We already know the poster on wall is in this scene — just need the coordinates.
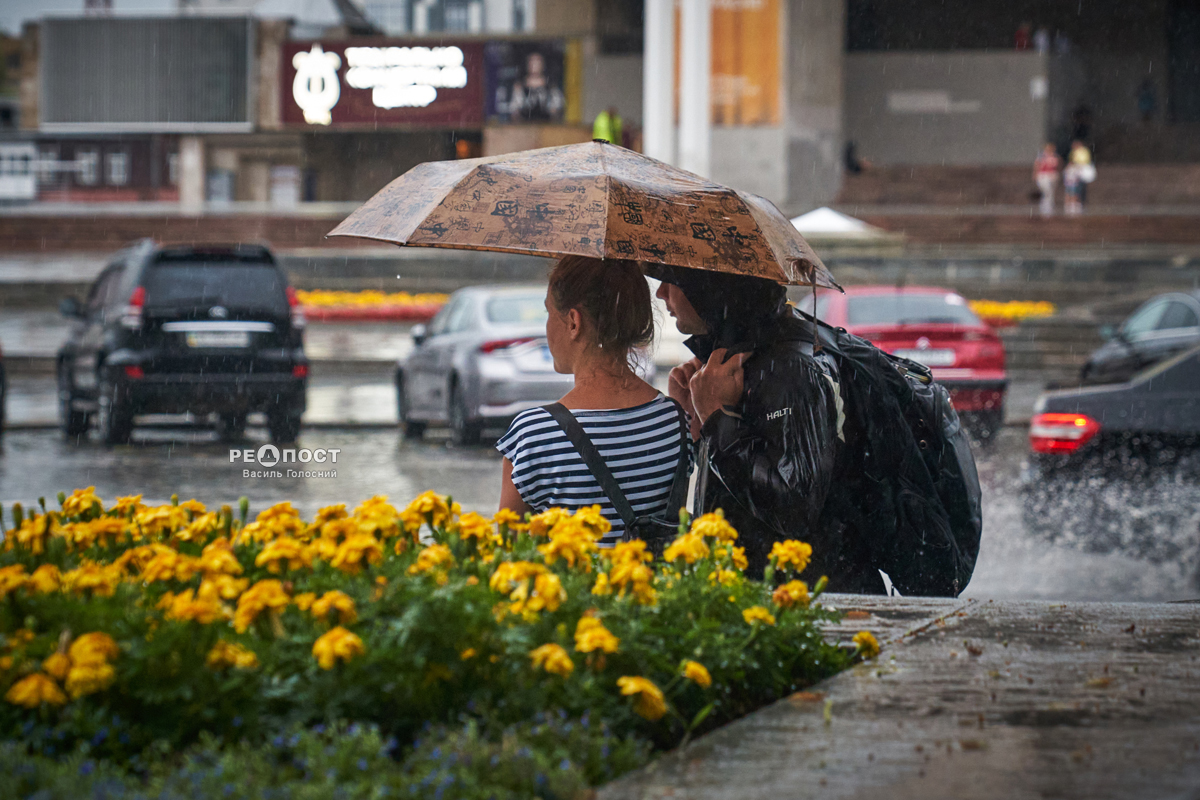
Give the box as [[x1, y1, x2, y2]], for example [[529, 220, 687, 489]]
[[484, 41, 567, 123], [281, 40, 485, 128]]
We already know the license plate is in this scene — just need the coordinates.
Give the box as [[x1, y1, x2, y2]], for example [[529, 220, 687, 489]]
[[186, 331, 250, 348], [894, 348, 955, 366]]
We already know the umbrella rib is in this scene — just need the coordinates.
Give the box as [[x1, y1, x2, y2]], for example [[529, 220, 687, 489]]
[[599, 144, 611, 262]]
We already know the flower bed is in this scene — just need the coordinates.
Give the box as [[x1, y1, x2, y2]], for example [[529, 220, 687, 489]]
[[296, 290, 448, 322], [0, 490, 877, 797], [968, 299, 1057, 329]]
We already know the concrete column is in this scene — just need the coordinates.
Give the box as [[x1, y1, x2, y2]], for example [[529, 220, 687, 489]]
[[179, 135, 205, 213], [642, 0, 675, 164], [785, 0, 844, 212], [678, 0, 711, 177]]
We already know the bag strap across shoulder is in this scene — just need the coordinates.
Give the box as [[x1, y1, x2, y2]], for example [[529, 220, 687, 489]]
[[542, 398, 691, 533]]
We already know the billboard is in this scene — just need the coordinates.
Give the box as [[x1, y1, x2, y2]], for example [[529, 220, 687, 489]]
[[281, 39, 485, 128], [484, 41, 567, 123], [40, 17, 253, 132]]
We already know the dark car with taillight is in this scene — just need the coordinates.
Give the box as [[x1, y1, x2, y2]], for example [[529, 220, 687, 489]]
[[396, 285, 575, 445], [1080, 290, 1200, 386], [57, 240, 308, 444], [1029, 343, 1200, 466], [798, 286, 1008, 438]]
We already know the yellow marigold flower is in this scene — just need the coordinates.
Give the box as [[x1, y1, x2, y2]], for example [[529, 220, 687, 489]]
[[312, 626, 365, 670], [176, 512, 220, 543], [491, 508, 526, 530], [742, 606, 776, 627], [527, 508, 570, 538], [63, 516, 129, 550], [60, 562, 121, 597], [772, 580, 810, 609], [574, 616, 619, 654], [135, 504, 191, 538], [179, 499, 207, 514], [197, 537, 242, 574], [457, 511, 494, 541], [255, 536, 313, 574], [42, 653, 72, 682], [682, 660, 712, 689], [607, 539, 652, 567], [0, 656, 11, 671], [315, 503, 349, 524], [663, 532, 710, 565], [403, 491, 456, 529], [489, 560, 545, 592], [293, 592, 317, 611], [61, 486, 102, 517], [158, 589, 228, 625], [5, 673, 67, 708], [529, 643, 574, 677], [206, 640, 259, 671], [853, 631, 881, 659], [690, 509, 738, 543], [64, 632, 119, 699], [608, 559, 656, 605], [9, 515, 53, 556], [309, 537, 341, 562], [630, 580, 658, 606], [112, 494, 145, 515], [591, 573, 612, 595], [331, 534, 385, 576], [707, 568, 739, 586], [141, 548, 201, 584], [0, 565, 27, 599], [353, 496, 402, 540], [730, 546, 748, 571], [617, 676, 667, 721], [9, 628, 36, 645], [769, 540, 813, 573], [68, 632, 119, 665], [200, 574, 249, 601], [234, 579, 291, 633], [537, 521, 599, 571], [460, 648, 478, 660], [407, 543, 454, 583], [238, 502, 306, 544], [311, 590, 357, 625], [571, 505, 611, 539]]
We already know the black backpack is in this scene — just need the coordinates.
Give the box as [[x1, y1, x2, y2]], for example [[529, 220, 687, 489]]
[[542, 400, 691, 555], [799, 312, 983, 597]]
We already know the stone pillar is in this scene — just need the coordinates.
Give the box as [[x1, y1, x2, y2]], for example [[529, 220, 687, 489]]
[[678, 0, 711, 177], [785, 0, 844, 212], [642, 0, 675, 164], [179, 136, 205, 214]]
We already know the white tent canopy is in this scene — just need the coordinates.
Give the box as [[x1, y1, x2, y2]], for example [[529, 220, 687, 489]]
[[790, 207, 888, 239]]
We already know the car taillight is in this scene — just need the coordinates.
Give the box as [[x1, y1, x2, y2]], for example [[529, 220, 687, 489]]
[[123, 365, 144, 379], [1029, 413, 1101, 454], [480, 337, 537, 354], [292, 364, 309, 378], [120, 286, 145, 330], [287, 287, 306, 330]]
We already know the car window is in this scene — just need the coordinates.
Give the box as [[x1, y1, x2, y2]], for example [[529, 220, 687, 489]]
[[142, 262, 288, 314], [426, 296, 460, 336], [847, 293, 980, 326], [87, 266, 120, 316], [1156, 301, 1199, 331], [445, 296, 476, 333], [1121, 300, 1167, 337], [486, 294, 549, 325]]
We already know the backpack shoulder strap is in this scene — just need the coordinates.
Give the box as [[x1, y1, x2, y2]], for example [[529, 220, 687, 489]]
[[542, 403, 637, 530], [660, 397, 692, 521]]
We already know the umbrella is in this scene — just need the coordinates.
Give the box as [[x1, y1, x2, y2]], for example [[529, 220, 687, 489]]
[[327, 141, 839, 289]]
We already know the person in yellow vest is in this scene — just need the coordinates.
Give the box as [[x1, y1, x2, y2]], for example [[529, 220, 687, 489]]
[[592, 107, 623, 144]]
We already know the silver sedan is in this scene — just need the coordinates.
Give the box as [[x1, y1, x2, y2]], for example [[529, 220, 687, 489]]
[[395, 285, 574, 444]]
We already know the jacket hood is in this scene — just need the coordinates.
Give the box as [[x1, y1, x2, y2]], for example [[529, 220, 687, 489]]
[[645, 264, 795, 360]]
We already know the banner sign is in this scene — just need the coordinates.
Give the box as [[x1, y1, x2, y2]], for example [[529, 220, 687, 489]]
[[484, 41, 567, 123], [282, 39, 485, 128]]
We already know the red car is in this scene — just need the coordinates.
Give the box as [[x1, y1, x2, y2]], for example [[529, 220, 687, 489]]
[[800, 286, 1008, 438]]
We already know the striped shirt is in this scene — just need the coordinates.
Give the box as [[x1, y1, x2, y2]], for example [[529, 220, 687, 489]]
[[496, 395, 691, 547]]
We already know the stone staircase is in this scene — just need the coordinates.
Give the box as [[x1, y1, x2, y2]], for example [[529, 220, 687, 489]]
[[998, 316, 1104, 384]]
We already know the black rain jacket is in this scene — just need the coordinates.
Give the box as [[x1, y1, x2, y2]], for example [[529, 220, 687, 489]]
[[651, 267, 886, 594]]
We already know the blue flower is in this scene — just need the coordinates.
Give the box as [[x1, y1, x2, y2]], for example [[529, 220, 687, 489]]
[[357, 758, 368, 771], [80, 760, 95, 776], [232, 716, 243, 728], [559, 758, 571, 771], [313, 723, 327, 735]]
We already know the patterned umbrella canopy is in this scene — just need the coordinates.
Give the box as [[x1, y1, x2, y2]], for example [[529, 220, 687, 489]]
[[328, 140, 839, 288]]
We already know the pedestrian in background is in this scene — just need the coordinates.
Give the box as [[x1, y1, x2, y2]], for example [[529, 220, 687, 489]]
[[592, 107, 623, 144], [1033, 143, 1061, 218], [1063, 140, 1095, 216]]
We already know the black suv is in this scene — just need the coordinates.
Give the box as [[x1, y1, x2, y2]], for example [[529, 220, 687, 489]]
[[58, 241, 307, 444]]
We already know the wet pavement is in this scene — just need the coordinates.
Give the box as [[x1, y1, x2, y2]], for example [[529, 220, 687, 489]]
[[0, 425, 1195, 604]]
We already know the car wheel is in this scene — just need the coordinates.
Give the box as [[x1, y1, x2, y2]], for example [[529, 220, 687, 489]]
[[449, 380, 481, 446], [58, 364, 90, 439], [216, 413, 248, 442], [267, 408, 302, 444], [396, 373, 425, 440], [97, 379, 133, 445]]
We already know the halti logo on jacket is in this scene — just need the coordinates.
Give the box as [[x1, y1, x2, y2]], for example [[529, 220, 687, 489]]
[[767, 407, 792, 421]]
